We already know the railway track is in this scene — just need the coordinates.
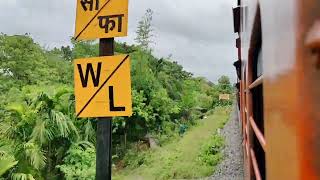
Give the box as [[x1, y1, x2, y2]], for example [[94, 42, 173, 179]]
[[210, 107, 244, 180]]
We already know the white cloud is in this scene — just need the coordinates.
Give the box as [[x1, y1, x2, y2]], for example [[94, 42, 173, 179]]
[[0, 0, 237, 82]]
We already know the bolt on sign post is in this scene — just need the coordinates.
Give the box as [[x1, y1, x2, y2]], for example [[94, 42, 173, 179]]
[[73, 0, 131, 179]]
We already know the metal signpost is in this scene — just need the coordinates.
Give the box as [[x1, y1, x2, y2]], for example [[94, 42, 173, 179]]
[[73, 0, 131, 179]]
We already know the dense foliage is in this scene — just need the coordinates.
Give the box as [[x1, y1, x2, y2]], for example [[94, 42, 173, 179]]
[[0, 33, 233, 179]]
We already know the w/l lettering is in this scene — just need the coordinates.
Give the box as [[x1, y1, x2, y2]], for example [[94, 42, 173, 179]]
[[77, 62, 102, 88], [76, 62, 126, 113]]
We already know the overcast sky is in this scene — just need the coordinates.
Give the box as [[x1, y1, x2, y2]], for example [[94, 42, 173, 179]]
[[0, 0, 237, 83]]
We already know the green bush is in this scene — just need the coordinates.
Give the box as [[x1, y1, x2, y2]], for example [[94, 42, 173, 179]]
[[199, 134, 224, 167], [123, 148, 150, 169], [56, 142, 96, 180]]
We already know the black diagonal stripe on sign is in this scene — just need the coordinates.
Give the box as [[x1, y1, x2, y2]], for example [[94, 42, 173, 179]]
[[77, 55, 129, 117], [75, 0, 112, 40]]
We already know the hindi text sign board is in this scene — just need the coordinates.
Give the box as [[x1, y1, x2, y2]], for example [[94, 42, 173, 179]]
[[74, 55, 132, 117], [219, 94, 230, 100], [75, 0, 128, 40]]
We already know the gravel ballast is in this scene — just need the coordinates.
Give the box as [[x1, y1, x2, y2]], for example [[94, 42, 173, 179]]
[[209, 107, 244, 180]]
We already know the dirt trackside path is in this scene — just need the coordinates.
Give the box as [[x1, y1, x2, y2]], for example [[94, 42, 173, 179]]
[[210, 107, 244, 180]]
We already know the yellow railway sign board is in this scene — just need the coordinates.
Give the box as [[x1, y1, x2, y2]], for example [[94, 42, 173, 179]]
[[219, 94, 230, 100], [74, 0, 128, 40], [74, 55, 132, 117]]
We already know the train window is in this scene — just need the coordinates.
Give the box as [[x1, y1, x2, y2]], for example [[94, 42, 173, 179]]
[[257, 50, 263, 77]]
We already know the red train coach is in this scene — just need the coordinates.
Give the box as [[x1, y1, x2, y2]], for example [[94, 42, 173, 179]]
[[233, 0, 320, 179]]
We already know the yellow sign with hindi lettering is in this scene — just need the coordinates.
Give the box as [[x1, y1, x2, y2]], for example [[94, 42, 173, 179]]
[[74, 55, 132, 117], [74, 0, 128, 40], [219, 94, 230, 100]]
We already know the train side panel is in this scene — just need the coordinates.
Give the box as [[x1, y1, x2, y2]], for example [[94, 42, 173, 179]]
[[237, 0, 320, 179]]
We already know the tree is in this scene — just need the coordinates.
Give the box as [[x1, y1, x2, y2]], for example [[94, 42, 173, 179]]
[[218, 75, 231, 85], [0, 34, 52, 85], [0, 89, 79, 179], [135, 9, 154, 49], [61, 46, 72, 62], [217, 75, 233, 93]]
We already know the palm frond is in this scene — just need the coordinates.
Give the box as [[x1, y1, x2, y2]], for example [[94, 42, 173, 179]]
[[32, 92, 53, 111], [6, 103, 25, 116], [0, 154, 18, 176], [23, 142, 46, 170], [67, 94, 76, 120], [50, 110, 79, 140], [30, 120, 53, 145], [0, 140, 15, 155], [53, 89, 71, 102], [67, 120, 79, 141], [0, 122, 14, 138], [53, 89, 72, 113], [50, 110, 70, 138], [33, 101, 45, 113], [11, 173, 35, 180], [84, 121, 95, 142]]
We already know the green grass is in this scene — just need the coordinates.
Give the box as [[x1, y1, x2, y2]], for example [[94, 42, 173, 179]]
[[113, 107, 231, 180]]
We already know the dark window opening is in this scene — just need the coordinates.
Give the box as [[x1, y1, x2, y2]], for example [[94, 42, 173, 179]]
[[250, 5, 265, 180], [252, 83, 265, 179]]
